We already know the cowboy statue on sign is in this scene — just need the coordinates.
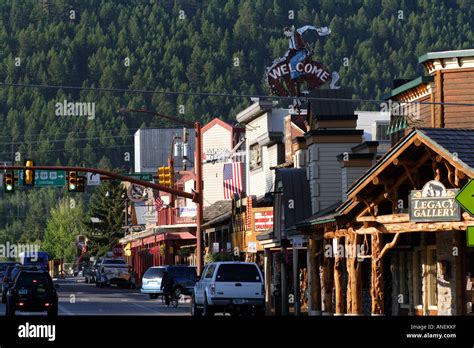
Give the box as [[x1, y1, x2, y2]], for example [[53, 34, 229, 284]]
[[266, 24, 340, 106]]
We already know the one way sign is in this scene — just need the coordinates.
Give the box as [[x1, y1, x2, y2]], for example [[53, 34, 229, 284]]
[[87, 173, 101, 186]]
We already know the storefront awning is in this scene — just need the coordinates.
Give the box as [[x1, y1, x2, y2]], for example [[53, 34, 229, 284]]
[[156, 232, 195, 242]]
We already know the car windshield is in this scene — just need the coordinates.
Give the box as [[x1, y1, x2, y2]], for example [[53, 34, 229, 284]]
[[143, 268, 164, 279], [215, 264, 261, 283], [15, 273, 51, 289], [168, 267, 196, 279], [102, 260, 126, 265]]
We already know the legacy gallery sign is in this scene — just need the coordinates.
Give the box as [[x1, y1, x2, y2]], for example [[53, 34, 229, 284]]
[[409, 180, 460, 222]]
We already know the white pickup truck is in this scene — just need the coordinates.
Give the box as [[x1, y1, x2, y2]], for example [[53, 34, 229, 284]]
[[191, 261, 265, 316], [97, 258, 133, 288]]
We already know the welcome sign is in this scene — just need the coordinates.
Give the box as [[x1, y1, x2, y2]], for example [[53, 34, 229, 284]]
[[409, 180, 460, 222]]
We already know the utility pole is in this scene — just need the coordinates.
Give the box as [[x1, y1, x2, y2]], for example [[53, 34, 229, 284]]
[[194, 122, 203, 275]]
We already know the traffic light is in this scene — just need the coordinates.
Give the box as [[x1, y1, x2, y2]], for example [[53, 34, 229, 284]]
[[158, 166, 174, 187], [67, 171, 78, 191], [23, 159, 35, 186], [76, 176, 85, 192], [3, 172, 14, 193]]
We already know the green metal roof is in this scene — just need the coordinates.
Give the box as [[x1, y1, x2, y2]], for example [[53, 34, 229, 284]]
[[381, 76, 434, 100], [418, 49, 474, 64]]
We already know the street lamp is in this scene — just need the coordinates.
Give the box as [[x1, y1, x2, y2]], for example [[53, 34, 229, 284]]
[[118, 108, 204, 275]]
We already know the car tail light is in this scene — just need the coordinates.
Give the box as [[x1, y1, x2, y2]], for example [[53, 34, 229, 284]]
[[210, 283, 216, 295], [18, 302, 24, 306], [45, 303, 50, 307]]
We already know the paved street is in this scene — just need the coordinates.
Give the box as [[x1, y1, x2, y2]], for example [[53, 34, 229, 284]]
[[0, 277, 191, 316]]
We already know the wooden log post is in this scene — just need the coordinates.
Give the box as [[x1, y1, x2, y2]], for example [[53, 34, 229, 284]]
[[334, 238, 344, 315], [346, 230, 363, 314], [308, 237, 321, 315], [371, 231, 385, 315], [322, 239, 334, 314]]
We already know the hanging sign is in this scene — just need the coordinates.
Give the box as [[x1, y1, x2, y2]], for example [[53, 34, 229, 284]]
[[409, 180, 460, 222]]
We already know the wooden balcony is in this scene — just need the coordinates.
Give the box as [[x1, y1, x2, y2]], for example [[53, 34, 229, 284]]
[[156, 207, 196, 226]]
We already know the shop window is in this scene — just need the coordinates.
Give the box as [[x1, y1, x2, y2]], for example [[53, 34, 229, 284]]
[[249, 143, 262, 171]]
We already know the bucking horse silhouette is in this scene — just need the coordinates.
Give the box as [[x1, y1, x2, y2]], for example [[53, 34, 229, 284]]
[[266, 25, 340, 105]]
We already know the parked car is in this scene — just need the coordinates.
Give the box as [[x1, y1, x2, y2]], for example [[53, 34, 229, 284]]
[[5, 270, 59, 317], [141, 266, 165, 299], [96, 258, 134, 288], [2, 265, 18, 303], [191, 262, 265, 316], [141, 265, 197, 299]]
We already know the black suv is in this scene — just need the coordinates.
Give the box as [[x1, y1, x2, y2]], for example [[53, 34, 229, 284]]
[[6, 270, 59, 317], [163, 265, 198, 296]]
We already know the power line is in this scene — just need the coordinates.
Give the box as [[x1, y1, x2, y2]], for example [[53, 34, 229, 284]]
[[0, 133, 136, 146], [2, 81, 474, 107]]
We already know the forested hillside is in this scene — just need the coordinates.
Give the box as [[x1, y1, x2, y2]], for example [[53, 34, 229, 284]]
[[0, 0, 473, 248]]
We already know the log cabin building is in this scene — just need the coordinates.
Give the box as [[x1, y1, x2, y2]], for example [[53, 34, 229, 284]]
[[298, 49, 474, 316]]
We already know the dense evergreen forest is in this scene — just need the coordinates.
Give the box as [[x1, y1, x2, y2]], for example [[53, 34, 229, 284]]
[[0, 0, 473, 255]]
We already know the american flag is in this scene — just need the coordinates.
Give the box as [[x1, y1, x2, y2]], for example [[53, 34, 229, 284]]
[[153, 192, 164, 212], [223, 162, 243, 199]]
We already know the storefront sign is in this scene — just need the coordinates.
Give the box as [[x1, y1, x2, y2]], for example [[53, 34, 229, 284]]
[[205, 148, 230, 162], [292, 236, 304, 248], [123, 243, 131, 257], [253, 209, 274, 231], [179, 206, 197, 217], [247, 242, 257, 253], [409, 181, 460, 222], [212, 242, 219, 253]]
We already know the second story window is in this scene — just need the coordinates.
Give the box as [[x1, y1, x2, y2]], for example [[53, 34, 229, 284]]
[[249, 143, 262, 171]]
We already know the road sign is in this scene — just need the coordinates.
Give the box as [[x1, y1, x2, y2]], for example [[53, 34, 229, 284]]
[[128, 173, 154, 182], [19, 170, 66, 187], [112, 244, 123, 258], [467, 227, 474, 247], [455, 179, 474, 217], [127, 184, 147, 203], [87, 173, 101, 186]]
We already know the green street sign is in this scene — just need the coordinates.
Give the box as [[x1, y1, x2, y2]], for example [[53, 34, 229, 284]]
[[467, 226, 474, 247], [19, 170, 66, 187], [455, 179, 474, 217], [128, 173, 154, 182]]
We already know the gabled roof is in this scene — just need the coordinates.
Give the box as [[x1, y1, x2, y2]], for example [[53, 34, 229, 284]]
[[338, 128, 474, 215], [203, 200, 232, 222], [417, 128, 474, 168], [201, 118, 233, 133]]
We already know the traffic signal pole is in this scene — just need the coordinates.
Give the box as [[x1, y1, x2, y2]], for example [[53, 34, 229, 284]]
[[2, 165, 194, 200]]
